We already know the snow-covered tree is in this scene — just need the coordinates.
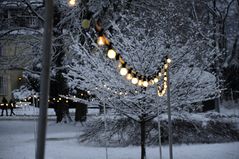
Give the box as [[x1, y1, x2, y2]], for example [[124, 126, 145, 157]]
[[62, 0, 220, 158]]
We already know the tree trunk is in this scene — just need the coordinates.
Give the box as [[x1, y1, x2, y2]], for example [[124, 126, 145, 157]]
[[140, 119, 146, 159]]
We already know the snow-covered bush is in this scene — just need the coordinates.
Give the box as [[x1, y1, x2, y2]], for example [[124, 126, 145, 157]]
[[80, 113, 239, 146]]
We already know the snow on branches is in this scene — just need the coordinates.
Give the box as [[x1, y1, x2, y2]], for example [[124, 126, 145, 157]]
[[63, 0, 219, 121]]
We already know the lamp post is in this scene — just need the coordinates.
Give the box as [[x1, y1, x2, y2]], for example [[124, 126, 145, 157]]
[[167, 68, 173, 159], [36, 0, 53, 159]]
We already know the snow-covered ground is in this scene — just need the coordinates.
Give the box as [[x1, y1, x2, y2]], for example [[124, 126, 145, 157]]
[[0, 103, 238, 159], [0, 120, 238, 159]]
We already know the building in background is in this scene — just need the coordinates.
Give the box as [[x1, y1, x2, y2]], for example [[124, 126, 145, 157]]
[[0, 0, 42, 101]]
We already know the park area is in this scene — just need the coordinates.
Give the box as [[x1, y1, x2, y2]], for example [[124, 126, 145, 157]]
[[1, 0, 239, 159], [0, 120, 238, 159]]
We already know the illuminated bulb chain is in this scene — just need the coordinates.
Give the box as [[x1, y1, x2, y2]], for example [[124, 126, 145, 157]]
[[18, 94, 96, 104], [65, 1, 171, 96], [157, 70, 168, 96], [95, 24, 171, 96], [93, 84, 139, 96]]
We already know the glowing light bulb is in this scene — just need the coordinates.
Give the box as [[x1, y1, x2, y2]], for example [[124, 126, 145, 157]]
[[158, 92, 163, 97], [164, 77, 167, 81], [97, 36, 105, 46], [120, 67, 128, 76], [68, 0, 76, 6], [126, 73, 133, 80], [158, 72, 162, 77], [164, 81, 167, 86], [164, 64, 168, 69], [143, 81, 149, 87], [149, 80, 154, 85], [157, 88, 163, 96], [167, 58, 172, 64], [82, 19, 90, 29], [154, 77, 159, 83], [132, 77, 139, 85], [118, 63, 122, 69], [138, 80, 143, 86], [107, 49, 117, 59]]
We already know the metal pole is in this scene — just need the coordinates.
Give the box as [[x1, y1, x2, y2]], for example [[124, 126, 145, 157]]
[[167, 68, 173, 159], [36, 0, 53, 158], [33, 95, 36, 154], [103, 102, 109, 159], [157, 106, 162, 159]]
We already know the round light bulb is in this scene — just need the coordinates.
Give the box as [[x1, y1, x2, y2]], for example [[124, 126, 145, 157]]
[[68, 0, 76, 6], [167, 58, 172, 64], [154, 77, 159, 83], [126, 73, 133, 80], [107, 49, 117, 59], [158, 93, 163, 97], [97, 36, 105, 46], [164, 81, 167, 86], [158, 72, 162, 77], [138, 80, 143, 86], [118, 62, 122, 68], [120, 67, 128, 76], [157, 90, 163, 96], [149, 80, 154, 85], [143, 81, 149, 87], [82, 19, 90, 29], [164, 64, 168, 69], [132, 77, 139, 85]]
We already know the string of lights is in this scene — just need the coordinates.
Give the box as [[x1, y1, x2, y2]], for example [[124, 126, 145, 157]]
[[96, 25, 171, 96], [66, 0, 172, 96]]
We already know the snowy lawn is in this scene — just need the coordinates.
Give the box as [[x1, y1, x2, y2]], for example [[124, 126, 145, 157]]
[[0, 120, 238, 159]]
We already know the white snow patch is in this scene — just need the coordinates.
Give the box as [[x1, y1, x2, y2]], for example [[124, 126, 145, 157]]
[[0, 120, 238, 159]]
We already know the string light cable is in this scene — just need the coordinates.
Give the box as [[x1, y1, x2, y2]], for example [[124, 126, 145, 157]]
[[95, 22, 172, 96]]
